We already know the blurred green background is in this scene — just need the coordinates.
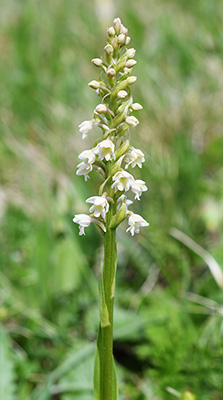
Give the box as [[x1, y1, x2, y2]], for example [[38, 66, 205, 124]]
[[0, 0, 223, 399]]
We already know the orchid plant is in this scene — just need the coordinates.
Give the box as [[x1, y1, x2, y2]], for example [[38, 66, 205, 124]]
[[73, 17, 149, 400]]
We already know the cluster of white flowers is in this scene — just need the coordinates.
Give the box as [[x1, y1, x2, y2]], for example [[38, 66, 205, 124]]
[[73, 17, 149, 236]]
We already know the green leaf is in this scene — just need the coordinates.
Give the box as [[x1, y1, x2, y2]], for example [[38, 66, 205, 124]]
[[30, 344, 94, 400], [111, 356, 118, 400], [0, 326, 16, 400], [99, 263, 110, 328]]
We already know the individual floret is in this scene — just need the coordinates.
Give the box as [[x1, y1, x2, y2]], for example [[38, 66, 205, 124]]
[[124, 147, 145, 169], [131, 179, 148, 200], [78, 149, 96, 165], [86, 195, 109, 219], [111, 170, 134, 192], [79, 120, 94, 139], [73, 214, 92, 235], [126, 212, 149, 236], [76, 162, 93, 181], [94, 139, 116, 161]]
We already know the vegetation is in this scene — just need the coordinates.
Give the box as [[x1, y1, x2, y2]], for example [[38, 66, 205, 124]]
[[0, 1, 222, 399]]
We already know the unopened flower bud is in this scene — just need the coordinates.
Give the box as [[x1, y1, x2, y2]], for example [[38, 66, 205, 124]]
[[128, 76, 137, 84], [117, 90, 128, 99], [113, 17, 121, 34], [126, 48, 136, 58], [106, 68, 116, 78], [118, 34, 126, 44], [131, 103, 143, 111], [125, 59, 137, 68], [91, 58, 103, 67], [125, 36, 131, 45], [88, 80, 100, 89], [113, 17, 121, 24], [120, 25, 128, 35], [126, 116, 139, 127], [107, 26, 115, 37], [104, 43, 113, 55], [95, 104, 108, 114]]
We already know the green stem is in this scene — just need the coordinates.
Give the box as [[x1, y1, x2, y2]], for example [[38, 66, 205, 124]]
[[101, 164, 117, 400]]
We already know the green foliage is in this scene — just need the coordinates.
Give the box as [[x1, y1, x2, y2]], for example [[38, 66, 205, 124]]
[[0, 326, 16, 400], [0, 0, 223, 399]]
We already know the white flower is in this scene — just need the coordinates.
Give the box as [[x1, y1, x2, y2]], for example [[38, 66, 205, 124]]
[[117, 90, 128, 99], [106, 68, 116, 78], [118, 34, 126, 44], [73, 214, 92, 235], [88, 80, 100, 89], [120, 25, 128, 35], [107, 26, 115, 36], [117, 194, 133, 211], [126, 48, 136, 58], [91, 58, 103, 67], [76, 162, 92, 181], [125, 59, 137, 68], [94, 139, 115, 161], [78, 149, 96, 165], [125, 36, 131, 45], [78, 120, 94, 139], [111, 170, 134, 192], [104, 44, 113, 54], [113, 17, 121, 25], [128, 76, 137, 84], [95, 104, 108, 114], [86, 195, 109, 219], [124, 147, 145, 169], [126, 212, 149, 236], [131, 103, 143, 111], [126, 116, 139, 127], [131, 179, 148, 200]]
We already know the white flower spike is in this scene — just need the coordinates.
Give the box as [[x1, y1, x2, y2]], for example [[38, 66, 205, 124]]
[[111, 170, 134, 192], [131, 179, 148, 200], [86, 195, 109, 219], [126, 213, 149, 236], [74, 18, 150, 400], [94, 139, 116, 161]]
